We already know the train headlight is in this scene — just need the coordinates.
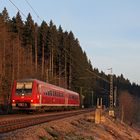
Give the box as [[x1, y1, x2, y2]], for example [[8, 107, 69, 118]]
[[31, 99, 33, 103], [12, 100, 15, 103]]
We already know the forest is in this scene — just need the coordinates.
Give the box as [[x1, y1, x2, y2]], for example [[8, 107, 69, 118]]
[[0, 8, 140, 112]]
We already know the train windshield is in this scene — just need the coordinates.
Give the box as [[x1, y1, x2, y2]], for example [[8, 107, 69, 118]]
[[16, 82, 32, 96]]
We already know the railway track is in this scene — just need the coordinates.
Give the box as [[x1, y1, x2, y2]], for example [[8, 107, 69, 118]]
[[0, 109, 94, 134]]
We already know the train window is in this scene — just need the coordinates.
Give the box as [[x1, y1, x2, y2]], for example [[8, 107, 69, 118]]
[[52, 91, 54, 96], [60, 93, 63, 97], [58, 93, 60, 97], [16, 82, 32, 96], [45, 89, 50, 96], [68, 95, 78, 99], [55, 92, 57, 96], [50, 91, 52, 96], [55, 92, 57, 97], [52, 91, 57, 96], [16, 82, 32, 89], [59, 93, 61, 97], [56, 92, 59, 97], [48, 91, 51, 96], [48, 91, 50, 96], [16, 89, 32, 96]]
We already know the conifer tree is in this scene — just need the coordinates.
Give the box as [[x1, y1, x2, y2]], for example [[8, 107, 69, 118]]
[[23, 13, 35, 77], [46, 20, 58, 83], [38, 21, 48, 79]]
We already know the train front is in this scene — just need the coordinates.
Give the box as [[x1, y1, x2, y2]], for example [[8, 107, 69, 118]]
[[11, 80, 37, 111]]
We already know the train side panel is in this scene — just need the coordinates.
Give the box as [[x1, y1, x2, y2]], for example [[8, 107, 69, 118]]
[[68, 92, 80, 107], [37, 84, 67, 110]]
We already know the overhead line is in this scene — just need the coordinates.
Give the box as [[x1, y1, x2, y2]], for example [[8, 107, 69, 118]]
[[86, 69, 109, 83], [8, 0, 26, 18], [24, 0, 43, 22]]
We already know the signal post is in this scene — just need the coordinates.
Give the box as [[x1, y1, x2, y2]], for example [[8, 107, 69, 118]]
[[108, 68, 115, 117]]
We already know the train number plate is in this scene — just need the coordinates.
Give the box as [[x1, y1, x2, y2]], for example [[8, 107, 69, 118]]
[[18, 103, 27, 107]]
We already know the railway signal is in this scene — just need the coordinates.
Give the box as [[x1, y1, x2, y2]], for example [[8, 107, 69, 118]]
[[107, 68, 115, 117]]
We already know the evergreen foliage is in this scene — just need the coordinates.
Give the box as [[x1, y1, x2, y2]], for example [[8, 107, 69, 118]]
[[0, 8, 139, 110]]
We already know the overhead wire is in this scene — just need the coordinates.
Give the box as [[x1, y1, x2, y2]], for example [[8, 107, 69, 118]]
[[24, 0, 43, 22], [8, 0, 26, 18]]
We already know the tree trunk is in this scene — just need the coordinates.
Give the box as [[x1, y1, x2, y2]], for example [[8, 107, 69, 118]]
[[35, 27, 38, 73], [41, 43, 44, 77]]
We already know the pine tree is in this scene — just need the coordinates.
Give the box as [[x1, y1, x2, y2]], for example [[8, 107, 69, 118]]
[[23, 13, 35, 77], [46, 20, 58, 83], [57, 26, 64, 86], [38, 21, 48, 79]]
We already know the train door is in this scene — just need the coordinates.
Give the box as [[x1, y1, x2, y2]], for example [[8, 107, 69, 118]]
[[38, 84, 42, 106], [65, 92, 68, 106]]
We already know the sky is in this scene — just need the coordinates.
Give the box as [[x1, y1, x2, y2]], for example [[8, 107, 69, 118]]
[[0, 0, 140, 84]]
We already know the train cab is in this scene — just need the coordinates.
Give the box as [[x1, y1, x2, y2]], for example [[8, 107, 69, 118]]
[[11, 79, 39, 110]]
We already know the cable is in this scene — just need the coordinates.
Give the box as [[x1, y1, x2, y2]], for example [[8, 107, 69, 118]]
[[24, 0, 43, 22], [86, 69, 109, 83], [8, 0, 26, 18]]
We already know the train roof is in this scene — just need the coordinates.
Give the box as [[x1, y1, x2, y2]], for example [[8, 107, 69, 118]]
[[17, 79, 36, 82], [16, 79, 79, 95]]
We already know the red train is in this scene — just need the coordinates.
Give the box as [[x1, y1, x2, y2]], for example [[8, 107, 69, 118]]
[[11, 79, 80, 111]]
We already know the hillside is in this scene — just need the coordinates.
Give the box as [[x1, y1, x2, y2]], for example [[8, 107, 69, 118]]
[[0, 111, 140, 140], [0, 4, 140, 140], [0, 7, 140, 113]]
